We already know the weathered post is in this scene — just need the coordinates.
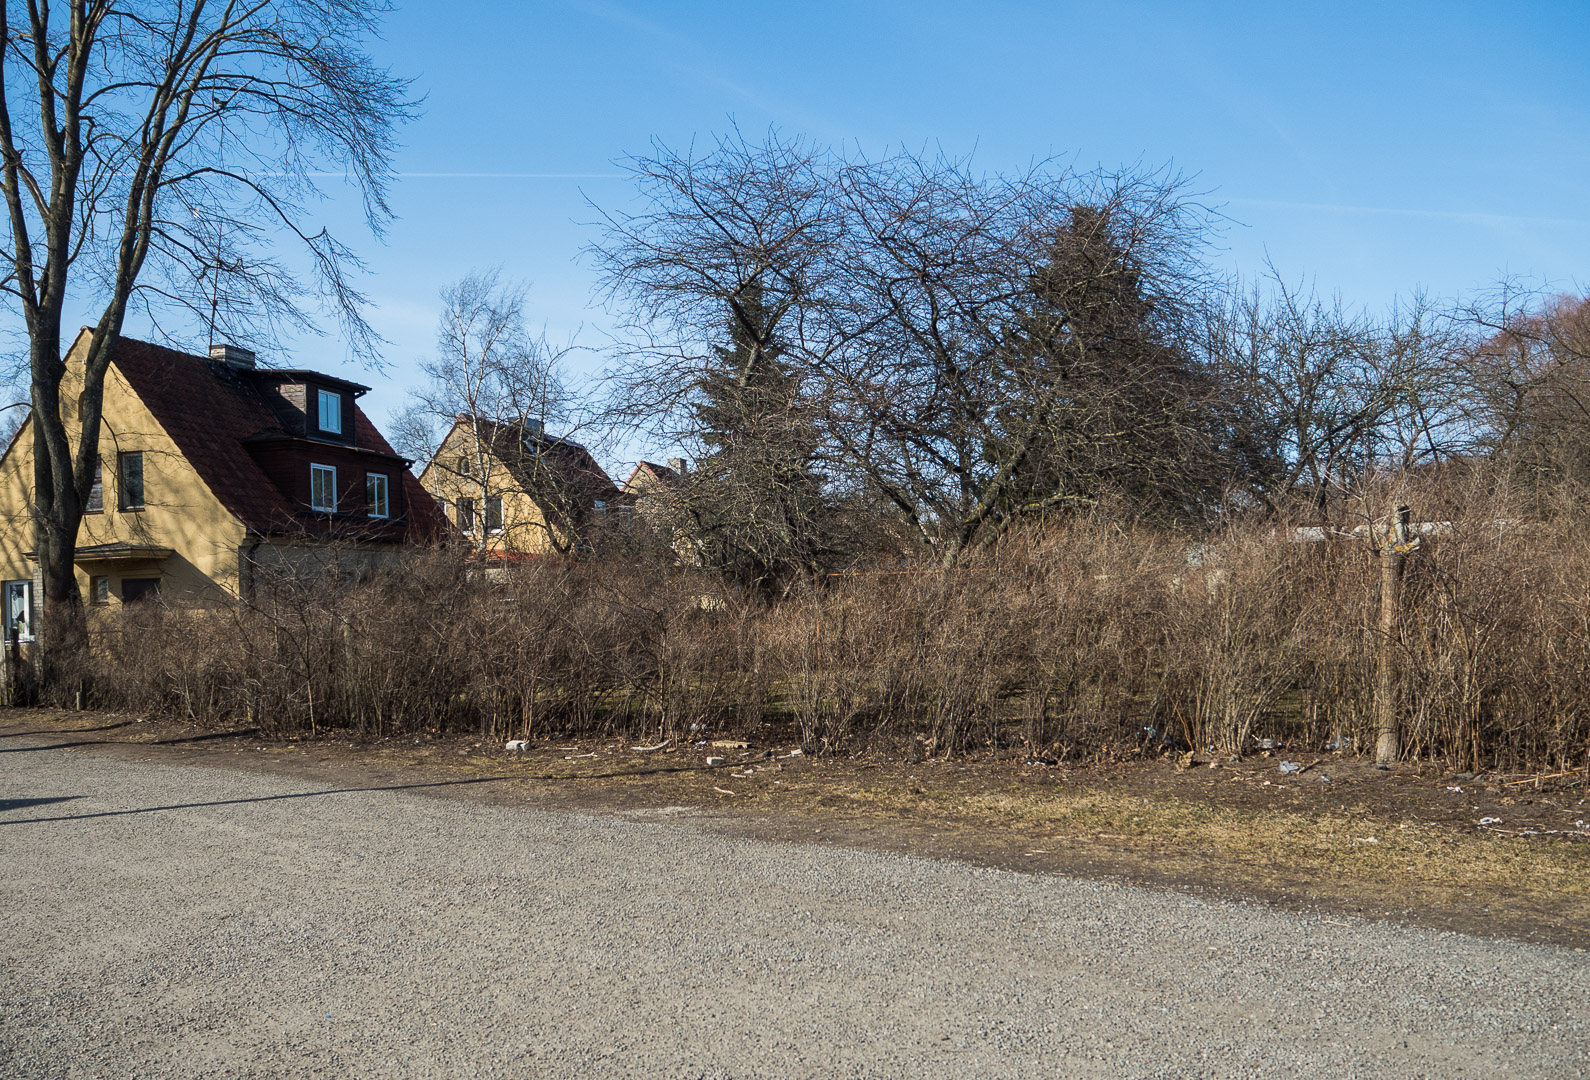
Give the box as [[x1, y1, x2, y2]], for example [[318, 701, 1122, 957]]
[[1374, 504, 1413, 765], [3, 618, 15, 707], [6, 611, 25, 707]]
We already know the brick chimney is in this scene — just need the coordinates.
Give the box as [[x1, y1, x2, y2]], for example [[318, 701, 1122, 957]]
[[209, 343, 256, 369]]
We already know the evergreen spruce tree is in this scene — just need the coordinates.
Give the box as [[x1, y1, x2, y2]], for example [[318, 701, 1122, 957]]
[[987, 206, 1240, 525], [683, 285, 834, 595]]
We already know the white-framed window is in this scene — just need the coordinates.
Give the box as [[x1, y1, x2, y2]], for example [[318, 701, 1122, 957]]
[[366, 472, 390, 518], [457, 496, 476, 533], [317, 388, 343, 435], [3, 580, 32, 642], [593, 499, 607, 514], [484, 495, 502, 534], [310, 464, 338, 512], [90, 575, 110, 605]]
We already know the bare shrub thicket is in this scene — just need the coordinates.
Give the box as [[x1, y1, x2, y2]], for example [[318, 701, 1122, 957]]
[[58, 476, 1589, 775]]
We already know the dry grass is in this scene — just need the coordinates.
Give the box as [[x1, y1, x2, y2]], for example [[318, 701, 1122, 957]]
[[6, 705, 1582, 946]]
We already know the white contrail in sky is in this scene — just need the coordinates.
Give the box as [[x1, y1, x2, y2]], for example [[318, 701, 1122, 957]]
[[398, 172, 626, 179], [1228, 197, 1589, 228], [305, 172, 626, 179]]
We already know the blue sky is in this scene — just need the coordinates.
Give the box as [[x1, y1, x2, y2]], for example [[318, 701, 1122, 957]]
[[132, 1, 1590, 465]]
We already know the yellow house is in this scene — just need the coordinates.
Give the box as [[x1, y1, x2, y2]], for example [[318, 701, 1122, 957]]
[[418, 417, 620, 560], [0, 330, 445, 635], [618, 458, 707, 565]]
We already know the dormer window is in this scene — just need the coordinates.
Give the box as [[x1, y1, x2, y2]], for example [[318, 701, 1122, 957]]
[[317, 388, 343, 435]]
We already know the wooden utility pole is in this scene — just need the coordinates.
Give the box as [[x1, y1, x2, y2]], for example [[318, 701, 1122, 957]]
[[1374, 504, 1413, 765]]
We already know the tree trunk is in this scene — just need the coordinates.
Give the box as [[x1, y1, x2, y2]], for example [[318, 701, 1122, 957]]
[[33, 474, 89, 688], [28, 325, 91, 678], [1374, 505, 1411, 765]]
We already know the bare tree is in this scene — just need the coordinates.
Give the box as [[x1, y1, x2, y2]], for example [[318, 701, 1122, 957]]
[[1462, 285, 1590, 503], [1219, 271, 1474, 522], [589, 127, 854, 583], [590, 127, 842, 433], [0, 0, 415, 652], [821, 154, 1242, 562], [591, 132, 1256, 570]]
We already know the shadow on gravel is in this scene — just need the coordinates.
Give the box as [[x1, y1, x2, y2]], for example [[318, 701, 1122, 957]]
[[0, 796, 83, 812], [0, 728, 261, 754], [0, 721, 133, 739], [0, 776, 508, 825], [0, 761, 748, 824]]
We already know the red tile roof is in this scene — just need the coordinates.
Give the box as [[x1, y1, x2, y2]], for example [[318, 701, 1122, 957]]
[[110, 337, 446, 541]]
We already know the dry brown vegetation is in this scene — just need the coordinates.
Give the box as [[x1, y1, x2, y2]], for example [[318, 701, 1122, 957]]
[[45, 474, 1590, 778]]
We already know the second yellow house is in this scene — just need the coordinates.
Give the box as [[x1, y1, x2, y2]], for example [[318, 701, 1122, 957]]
[[418, 417, 621, 560]]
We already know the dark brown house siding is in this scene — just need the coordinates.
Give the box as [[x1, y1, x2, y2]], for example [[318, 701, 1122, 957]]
[[259, 381, 309, 436]]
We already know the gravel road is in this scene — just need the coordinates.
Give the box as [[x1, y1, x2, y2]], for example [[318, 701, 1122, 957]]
[[2, 737, 1585, 1079]]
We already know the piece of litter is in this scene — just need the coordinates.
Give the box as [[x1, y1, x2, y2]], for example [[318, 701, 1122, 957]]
[[563, 752, 597, 760], [504, 740, 528, 752], [705, 756, 725, 766], [632, 741, 669, 752], [1278, 760, 1302, 775], [1446, 785, 1463, 793], [713, 787, 736, 797], [1479, 816, 1502, 826], [711, 740, 749, 749]]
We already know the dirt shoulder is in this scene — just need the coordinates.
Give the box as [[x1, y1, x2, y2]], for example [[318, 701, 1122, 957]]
[[4, 707, 1586, 949]]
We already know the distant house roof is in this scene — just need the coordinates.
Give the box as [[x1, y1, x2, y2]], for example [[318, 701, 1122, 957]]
[[463, 418, 622, 517], [621, 460, 680, 494], [109, 336, 445, 540]]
